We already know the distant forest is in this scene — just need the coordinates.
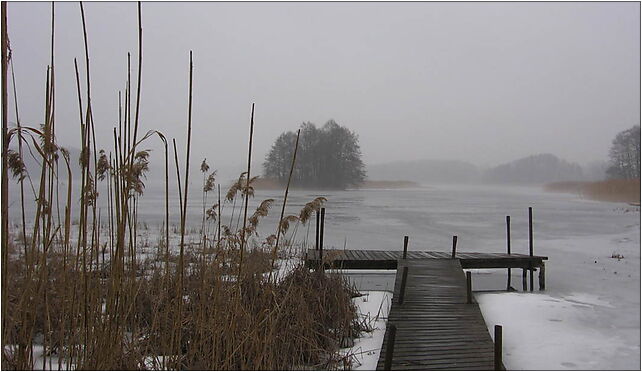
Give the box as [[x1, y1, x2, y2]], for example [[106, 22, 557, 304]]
[[368, 154, 607, 185]]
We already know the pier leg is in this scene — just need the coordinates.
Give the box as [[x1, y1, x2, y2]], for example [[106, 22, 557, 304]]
[[403, 236, 408, 259], [522, 269, 527, 291], [383, 324, 397, 370], [315, 210, 319, 250], [494, 325, 503, 371], [319, 208, 325, 271], [451, 235, 458, 259], [398, 267, 409, 305], [539, 263, 545, 291], [506, 216, 511, 291], [528, 207, 534, 292], [466, 271, 472, 304]]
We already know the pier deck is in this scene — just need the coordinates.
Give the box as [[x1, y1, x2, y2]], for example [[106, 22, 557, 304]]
[[305, 249, 548, 370], [377, 259, 496, 370]]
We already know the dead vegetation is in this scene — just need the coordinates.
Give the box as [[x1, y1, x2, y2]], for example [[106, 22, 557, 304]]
[[1, 3, 364, 370], [544, 179, 640, 203]]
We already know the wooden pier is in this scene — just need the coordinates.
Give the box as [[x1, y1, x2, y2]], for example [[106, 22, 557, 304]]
[[305, 249, 547, 291], [305, 249, 548, 370]]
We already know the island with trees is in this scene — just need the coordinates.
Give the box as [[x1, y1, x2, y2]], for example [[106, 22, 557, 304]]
[[263, 120, 367, 189]]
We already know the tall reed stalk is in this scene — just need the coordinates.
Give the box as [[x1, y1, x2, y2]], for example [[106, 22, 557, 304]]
[[238, 103, 255, 280]]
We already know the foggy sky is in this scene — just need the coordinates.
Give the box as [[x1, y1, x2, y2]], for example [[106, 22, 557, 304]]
[[5, 2, 640, 172]]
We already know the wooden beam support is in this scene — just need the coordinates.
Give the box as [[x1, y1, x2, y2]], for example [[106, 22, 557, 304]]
[[506, 215, 511, 291], [452, 235, 458, 259], [398, 266, 409, 305], [383, 324, 397, 370], [529, 207, 534, 292], [319, 208, 325, 269], [315, 210, 319, 250], [494, 325, 503, 371], [403, 235, 408, 259], [466, 271, 473, 304]]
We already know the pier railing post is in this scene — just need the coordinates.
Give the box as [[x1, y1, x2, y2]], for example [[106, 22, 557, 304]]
[[522, 269, 527, 291], [506, 216, 511, 291], [528, 207, 534, 292], [319, 208, 325, 270], [315, 210, 320, 251], [403, 236, 409, 259], [494, 325, 503, 370], [383, 324, 397, 370], [451, 235, 458, 259], [466, 271, 472, 304], [398, 266, 409, 305]]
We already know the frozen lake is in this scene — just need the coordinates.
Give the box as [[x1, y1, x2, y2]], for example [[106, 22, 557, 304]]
[[8, 182, 640, 369]]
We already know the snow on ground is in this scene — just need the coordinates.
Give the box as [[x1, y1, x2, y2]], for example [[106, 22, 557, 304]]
[[477, 203, 640, 370], [478, 292, 635, 370], [341, 291, 392, 370]]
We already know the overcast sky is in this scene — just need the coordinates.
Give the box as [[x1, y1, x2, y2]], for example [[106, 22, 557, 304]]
[[5, 1, 640, 171]]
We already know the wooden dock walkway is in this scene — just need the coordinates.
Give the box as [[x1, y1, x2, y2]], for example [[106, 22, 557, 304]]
[[376, 259, 497, 370], [305, 249, 548, 369]]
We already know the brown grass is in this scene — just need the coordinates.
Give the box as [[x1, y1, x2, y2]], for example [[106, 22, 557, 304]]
[[544, 179, 640, 203], [2, 3, 361, 370]]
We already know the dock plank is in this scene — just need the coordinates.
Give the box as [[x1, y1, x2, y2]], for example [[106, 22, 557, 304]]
[[373, 259, 497, 370]]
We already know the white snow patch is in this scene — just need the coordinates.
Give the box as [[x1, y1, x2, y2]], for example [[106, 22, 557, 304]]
[[477, 292, 636, 370], [341, 291, 392, 370]]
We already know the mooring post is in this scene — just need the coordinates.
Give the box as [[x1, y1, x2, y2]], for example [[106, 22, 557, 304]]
[[383, 324, 397, 370], [398, 266, 409, 305], [466, 271, 472, 304], [319, 208, 325, 269], [451, 235, 458, 259], [494, 325, 503, 370], [506, 215, 511, 291], [522, 269, 527, 291], [528, 207, 534, 292], [315, 210, 320, 251], [539, 262, 546, 291], [403, 235, 409, 259]]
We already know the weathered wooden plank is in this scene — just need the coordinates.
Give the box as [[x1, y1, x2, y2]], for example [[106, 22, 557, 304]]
[[374, 259, 496, 371]]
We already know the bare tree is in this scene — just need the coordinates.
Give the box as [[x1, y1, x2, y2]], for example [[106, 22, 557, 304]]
[[607, 125, 641, 180]]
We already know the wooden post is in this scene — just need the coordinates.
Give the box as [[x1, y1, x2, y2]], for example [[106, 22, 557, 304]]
[[522, 269, 527, 291], [402, 235, 408, 259], [398, 266, 409, 305], [506, 216, 511, 291], [315, 210, 320, 251], [494, 325, 503, 371], [528, 207, 533, 292], [383, 324, 397, 370], [451, 235, 458, 259], [539, 263, 546, 291], [319, 208, 325, 269], [466, 271, 472, 304]]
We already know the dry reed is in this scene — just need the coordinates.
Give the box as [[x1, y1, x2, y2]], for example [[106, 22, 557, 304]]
[[1, 3, 363, 370]]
